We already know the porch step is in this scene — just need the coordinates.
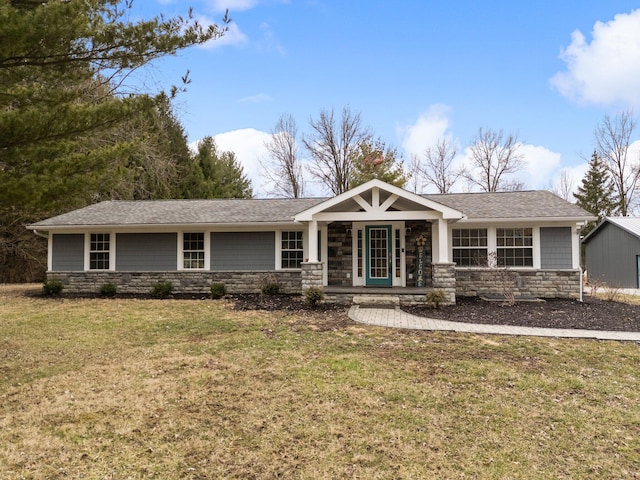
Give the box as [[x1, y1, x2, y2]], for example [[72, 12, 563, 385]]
[[352, 295, 400, 309]]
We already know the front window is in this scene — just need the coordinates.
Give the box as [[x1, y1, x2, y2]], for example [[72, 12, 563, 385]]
[[497, 228, 533, 267], [281, 231, 303, 269], [183, 232, 205, 269], [90, 233, 110, 270], [452, 228, 488, 266]]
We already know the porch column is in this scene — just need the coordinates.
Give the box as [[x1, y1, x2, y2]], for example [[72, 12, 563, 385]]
[[432, 262, 456, 305], [307, 219, 319, 262], [432, 218, 450, 263]]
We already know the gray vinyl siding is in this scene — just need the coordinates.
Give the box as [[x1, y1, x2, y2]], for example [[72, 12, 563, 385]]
[[585, 223, 640, 288], [540, 227, 572, 269], [52, 234, 84, 271], [116, 233, 177, 271], [211, 232, 275, 270]]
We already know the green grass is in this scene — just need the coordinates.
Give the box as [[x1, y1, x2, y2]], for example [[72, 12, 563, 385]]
[[1, 284, 639, 479]]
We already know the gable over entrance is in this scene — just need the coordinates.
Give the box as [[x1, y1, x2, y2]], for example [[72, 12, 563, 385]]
[[294, 179, 464, 268]]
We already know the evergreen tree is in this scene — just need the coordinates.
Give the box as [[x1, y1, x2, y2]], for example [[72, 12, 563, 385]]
[[0, 0, 227, 281], [574, 151, 616, 235], [349, 139, 407, 189], [181, 137, 253, 199]]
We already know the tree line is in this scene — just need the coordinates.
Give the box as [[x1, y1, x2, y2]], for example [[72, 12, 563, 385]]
[[0, 0, 249, 282], [2, 1, 638, 281]]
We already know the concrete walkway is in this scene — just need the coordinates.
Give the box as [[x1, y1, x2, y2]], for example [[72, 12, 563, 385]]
[[348, 306, 640, 342]]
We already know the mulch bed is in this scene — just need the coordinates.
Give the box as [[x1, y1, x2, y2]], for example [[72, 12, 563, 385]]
[[231, 294, 640, 333]]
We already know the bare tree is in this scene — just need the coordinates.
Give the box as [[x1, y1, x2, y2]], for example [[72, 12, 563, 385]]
[[406, 154, 424, 193], [419, 137, 460, 193], [594, 110, 640, 216], [261, 113, 305, 198], [552, 170, 575, 201], [302, 106, 372, 195], [462, 128, 524, 192]]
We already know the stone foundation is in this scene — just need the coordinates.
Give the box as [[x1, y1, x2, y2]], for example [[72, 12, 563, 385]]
[[432, 263, 457, 305], [47, 270, 302, 295], [455, 268, 581, 299], [301, 262, 324, 290]]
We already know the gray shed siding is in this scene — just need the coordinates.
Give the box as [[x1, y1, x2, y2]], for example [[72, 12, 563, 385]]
[[585, 222, 640, 288], [116, 233, 177, 271], [211, 232, 275, 270], [540, 227, 572, 269], [52, 234, 84, 271]]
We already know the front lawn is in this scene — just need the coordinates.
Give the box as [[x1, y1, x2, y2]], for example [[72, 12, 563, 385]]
[[1, 285, 639, 479]]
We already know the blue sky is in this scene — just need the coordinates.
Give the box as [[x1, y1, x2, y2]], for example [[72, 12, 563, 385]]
[[130, 0, 640, 197]]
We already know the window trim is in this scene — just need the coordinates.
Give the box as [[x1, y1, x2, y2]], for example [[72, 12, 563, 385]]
[[178, 231, 210, 271], [85, 232, 114, 271], [451, 226, 539, 269], [278, 230, 305, 270], [496, 227, 534, 267], [452, 228, 488, 267]]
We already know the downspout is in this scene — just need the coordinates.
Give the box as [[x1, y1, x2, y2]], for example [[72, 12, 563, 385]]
[[33, 229, 49, 239], [579, 265, 583, 302]]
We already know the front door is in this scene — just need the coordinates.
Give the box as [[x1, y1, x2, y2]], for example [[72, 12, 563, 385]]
[[365, 225, 393, 286]]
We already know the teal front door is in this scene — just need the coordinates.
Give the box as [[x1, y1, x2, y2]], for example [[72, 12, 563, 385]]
[[365, 225, 393, 286]]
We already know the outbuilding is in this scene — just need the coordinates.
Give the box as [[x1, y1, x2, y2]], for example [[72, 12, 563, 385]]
[[583, 217, 640, 288]]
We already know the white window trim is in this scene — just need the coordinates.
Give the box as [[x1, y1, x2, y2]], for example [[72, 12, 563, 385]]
[[276, 229, 305, 270], [452, 225, 540, 269], [177, 231, 210, 271], [85, 232, 115, 271]]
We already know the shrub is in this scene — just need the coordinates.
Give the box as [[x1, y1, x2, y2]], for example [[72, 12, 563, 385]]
[[426, 290, 446, 309], [42, 279, 64, 296], [210, 283, 227, 299], [151, 281, 173, 298], [260, 274, 281, 295], [99, 282, 117, 298], [304, 286, 324, 308], [261, 282, 281, 295]]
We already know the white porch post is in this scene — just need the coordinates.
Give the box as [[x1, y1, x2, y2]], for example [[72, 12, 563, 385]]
[[307, 219, 319, 262], [433, 218, 450, 263]]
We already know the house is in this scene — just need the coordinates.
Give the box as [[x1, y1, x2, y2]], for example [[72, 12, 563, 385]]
[[28, 179, 595, 303], [582, 217, 640, 288]]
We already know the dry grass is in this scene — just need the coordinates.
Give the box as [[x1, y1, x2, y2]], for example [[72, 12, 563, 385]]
[[1, 284, 640, 479]]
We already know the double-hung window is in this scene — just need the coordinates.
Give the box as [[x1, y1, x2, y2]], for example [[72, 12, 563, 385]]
[[90, 233, 110, 270], [183, 232, 205, 269], [497, 228, 533, 267], [452, 229, 488, 266], [281, 231, 303, 269]]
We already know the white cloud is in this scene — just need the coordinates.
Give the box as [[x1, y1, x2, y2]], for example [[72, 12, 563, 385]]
[[212, 129, 272, 196], [197, 19, 248, 49], [519, 144, 562, 190], [550, 163, 589, 198], [190, 129, 271, 196], [398, 104, 453, 158], [551, 9, 640, 107]]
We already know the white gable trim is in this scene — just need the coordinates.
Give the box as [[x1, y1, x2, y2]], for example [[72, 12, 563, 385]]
[[294, 179, 464, 221]]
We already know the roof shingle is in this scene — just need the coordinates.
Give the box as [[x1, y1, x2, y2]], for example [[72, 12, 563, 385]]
[[29, 189, 594, 229]]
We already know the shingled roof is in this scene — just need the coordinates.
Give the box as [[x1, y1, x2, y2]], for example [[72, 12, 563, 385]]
[[29, 188, 593, 229], [29, 198, 328, 228], [424, 190, 593, 220]]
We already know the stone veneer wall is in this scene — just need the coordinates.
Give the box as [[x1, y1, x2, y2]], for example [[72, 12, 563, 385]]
[[47, 271, 302, 295], [405, 221, 432, 287], [431, 263, 456, 304], [327, 222, 352, 287], [455, 269, 581, 299], [301, 262, 323, 290]]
